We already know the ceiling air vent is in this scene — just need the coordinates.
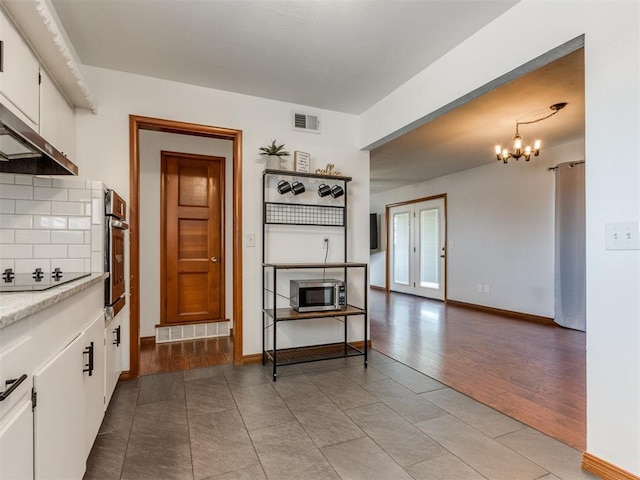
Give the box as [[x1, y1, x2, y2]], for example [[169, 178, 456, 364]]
[[292, 112, 320, 134]]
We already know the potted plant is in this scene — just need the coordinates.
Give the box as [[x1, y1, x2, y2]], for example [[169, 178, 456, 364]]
[[259, 139, 290, 170]]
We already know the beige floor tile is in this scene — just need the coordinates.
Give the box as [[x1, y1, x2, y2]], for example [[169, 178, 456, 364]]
[[321, 437, 414, 480], [416, 414, 548, 480]]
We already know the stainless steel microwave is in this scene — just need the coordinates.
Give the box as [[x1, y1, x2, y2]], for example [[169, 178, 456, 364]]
[[290, 279, 347, 312]]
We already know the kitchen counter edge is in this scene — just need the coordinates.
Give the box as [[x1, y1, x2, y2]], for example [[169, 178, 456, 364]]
[[0, 273, 109, 330]]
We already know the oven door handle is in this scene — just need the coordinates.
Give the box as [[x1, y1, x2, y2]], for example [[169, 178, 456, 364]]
[[110, 218, 129, 230]]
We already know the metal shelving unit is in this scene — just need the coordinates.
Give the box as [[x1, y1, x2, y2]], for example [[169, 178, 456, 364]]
[[261, 169, 368, 381]]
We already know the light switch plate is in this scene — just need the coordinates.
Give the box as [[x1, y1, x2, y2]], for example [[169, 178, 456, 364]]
[[246, 233, 255, 247], [605, 221, 640, 250]]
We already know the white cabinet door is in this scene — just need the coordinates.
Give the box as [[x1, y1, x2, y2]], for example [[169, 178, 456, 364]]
[[0, 9, 40, 128], [83, 313, 105, 457], [0, 333, 31, 421], [0, 396, 33, 480], [104, 315, 122, 407], [33, 332, 86, 480], [39, 69, 76, 161]]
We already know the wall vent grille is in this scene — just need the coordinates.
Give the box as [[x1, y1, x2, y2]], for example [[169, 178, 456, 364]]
[[155, 321, 230, 344], [293, 112, 320, 133]]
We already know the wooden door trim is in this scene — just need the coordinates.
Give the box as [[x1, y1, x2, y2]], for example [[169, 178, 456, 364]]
[[125, 115, 243, 380], [160, 151, 226, 326], [384, 193, 448, 300]]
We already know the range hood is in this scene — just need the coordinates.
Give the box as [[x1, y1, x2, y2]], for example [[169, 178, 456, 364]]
[[0, 104, 78, 175]]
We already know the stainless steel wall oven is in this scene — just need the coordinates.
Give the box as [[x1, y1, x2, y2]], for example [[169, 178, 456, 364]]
[[105, 189, 128, 318]]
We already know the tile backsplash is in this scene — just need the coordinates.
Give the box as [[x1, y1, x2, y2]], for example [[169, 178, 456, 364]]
[[0, 174, 104, 275]]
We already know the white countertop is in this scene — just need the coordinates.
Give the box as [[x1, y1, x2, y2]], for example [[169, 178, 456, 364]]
[[0, 273, 109, 330]]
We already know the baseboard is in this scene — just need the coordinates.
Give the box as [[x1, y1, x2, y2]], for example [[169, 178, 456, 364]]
[[241, 353, 263, 365], [446, 299, 555, 326], [370, 285, 386, 291], [140, 336, 155, 345], [582, 452, 640, 480]]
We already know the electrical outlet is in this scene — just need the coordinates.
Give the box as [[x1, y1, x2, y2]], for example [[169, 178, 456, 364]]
[[483, 284, 490, 293], [477, 284, 483, 293], [322, 236, 329, 249]]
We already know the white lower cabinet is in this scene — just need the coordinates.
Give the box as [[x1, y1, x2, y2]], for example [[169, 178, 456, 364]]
[[104, 314, 123, 407], [33, 311, 106, 480], [33, 330, 86, 480], [0, 282, 114, 479], [83, 313, 105, 457], [0, 396, 33, 480], [0, 318, 33, 480]]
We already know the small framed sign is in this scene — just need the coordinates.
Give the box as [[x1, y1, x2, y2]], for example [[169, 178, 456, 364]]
[[294, 151, 311, 173]]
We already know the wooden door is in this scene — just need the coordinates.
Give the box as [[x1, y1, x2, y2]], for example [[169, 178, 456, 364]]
[[161, 151, 225, 325]]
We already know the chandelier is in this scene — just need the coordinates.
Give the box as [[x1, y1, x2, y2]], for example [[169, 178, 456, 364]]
[[495, 102, 567, 163]]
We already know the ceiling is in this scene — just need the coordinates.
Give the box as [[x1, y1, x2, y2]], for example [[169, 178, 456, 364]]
[[50, 0, 517, 115], [49, 0, 584, 194], [370, 48, 585, 193]]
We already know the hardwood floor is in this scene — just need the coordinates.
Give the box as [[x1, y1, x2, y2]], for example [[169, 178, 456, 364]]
[[139, 336, 232, 376], [369, 289, 587, 451]]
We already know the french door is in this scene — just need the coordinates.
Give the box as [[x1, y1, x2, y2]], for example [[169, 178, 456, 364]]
[[389, 196, 446, 300]]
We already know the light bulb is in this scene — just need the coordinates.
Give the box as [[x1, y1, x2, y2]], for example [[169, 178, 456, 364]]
[[514, 137, 522, 150], [525, 146, 532, 155], [534, 140, 541, 150], [495, 145, 501, 155]]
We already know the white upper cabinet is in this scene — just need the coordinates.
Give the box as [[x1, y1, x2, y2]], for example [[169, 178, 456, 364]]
[[40, 68, 76, 161], [0, 8, 40, 129]]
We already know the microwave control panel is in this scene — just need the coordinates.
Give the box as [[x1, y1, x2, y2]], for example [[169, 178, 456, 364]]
[[338, 284, 346, 306]]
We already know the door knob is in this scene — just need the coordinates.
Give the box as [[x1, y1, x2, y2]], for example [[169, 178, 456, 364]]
[[211, 257, 218, 263]]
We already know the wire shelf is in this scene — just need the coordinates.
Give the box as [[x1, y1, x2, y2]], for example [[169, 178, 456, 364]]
[[264, 202, 345, 226]]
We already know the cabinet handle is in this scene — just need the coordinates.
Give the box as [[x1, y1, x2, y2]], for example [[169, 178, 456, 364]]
[[0, 40, 3, 73], [83, 342, 94, 376], [0, 374, 28, 401], [113, 325, 121, 347]]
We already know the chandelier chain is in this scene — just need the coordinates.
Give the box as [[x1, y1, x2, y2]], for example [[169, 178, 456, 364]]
[[516, 103, 566, 127]]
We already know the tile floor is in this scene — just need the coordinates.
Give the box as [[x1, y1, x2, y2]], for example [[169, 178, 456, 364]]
[[84, 350, 596, 480]]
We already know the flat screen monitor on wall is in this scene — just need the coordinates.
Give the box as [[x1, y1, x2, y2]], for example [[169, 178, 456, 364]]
[[370, 213, 378, 250]]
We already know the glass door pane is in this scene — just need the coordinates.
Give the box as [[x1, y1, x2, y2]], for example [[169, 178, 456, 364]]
[[393, 212, 410, 285], [419, 208, 439, 289]]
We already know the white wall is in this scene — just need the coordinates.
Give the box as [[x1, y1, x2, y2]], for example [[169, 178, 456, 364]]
[[371, 140, 584, 318], [74, 67, 369, 366], [138, 130, 233, 338], [361, 1, 640, 474]]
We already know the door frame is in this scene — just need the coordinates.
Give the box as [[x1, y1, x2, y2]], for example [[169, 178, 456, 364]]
[[125, 115, 243, 380], [385, 193, 448, 300], [160, 151, 226, 326]]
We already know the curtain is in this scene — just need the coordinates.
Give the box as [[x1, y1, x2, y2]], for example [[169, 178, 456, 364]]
[[554, 161, 586, 331]]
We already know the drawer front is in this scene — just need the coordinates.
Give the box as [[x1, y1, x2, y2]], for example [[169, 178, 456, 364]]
[[0, 335, 32, 419]]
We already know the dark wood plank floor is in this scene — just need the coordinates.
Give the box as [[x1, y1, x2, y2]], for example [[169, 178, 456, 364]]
[[139, 336, 232, 376], [369, 288, 586, 450]]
